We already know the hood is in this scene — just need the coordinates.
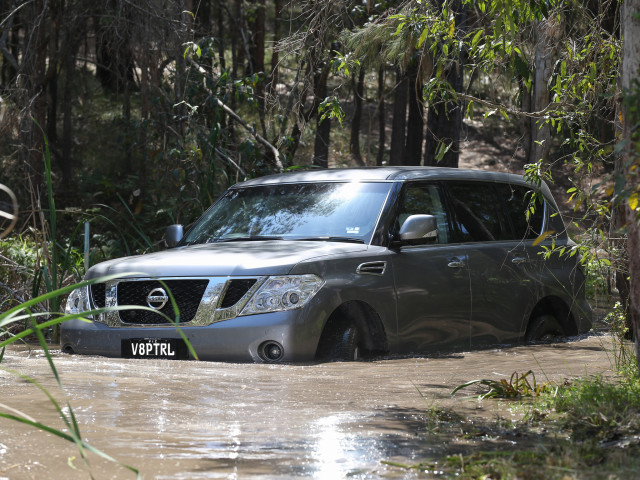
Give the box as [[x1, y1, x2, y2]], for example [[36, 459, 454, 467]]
[[86, 240, 370, 278]]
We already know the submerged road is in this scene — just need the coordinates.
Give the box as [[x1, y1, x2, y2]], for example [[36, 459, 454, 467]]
[[1, 334, 615, 479]]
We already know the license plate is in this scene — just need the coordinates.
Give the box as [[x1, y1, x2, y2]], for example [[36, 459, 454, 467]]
[[121, 338, 188, 360]]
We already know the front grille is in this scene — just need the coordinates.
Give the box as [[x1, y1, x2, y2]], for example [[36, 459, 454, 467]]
[[117, 279, 208, 324], [220, 279, 257, 308], [90, 283, 106, 308]]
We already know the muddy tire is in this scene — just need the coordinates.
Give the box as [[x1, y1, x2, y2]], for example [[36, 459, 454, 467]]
[[525, 314, 564, 343], [320, 322, 361, 362]]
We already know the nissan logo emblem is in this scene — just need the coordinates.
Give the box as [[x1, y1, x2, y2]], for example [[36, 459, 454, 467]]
[[146, 287, 169, 310]]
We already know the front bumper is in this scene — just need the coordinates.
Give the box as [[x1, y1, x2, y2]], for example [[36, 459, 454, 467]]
[[60, 309, 320, 362]]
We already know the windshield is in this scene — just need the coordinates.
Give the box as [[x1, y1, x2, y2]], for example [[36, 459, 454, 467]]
[[182, 182, 392, 245]]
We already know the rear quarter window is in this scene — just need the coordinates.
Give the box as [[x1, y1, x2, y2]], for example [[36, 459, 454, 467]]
[[446, 182, 511, 242], [445, 181, 545, 242], [498, 183, 545, 240]]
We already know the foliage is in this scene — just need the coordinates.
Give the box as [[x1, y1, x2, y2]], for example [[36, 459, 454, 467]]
[[607, 301, 630, 340], [547, 375, 640, 443], [452, 369, 556, 399], [318, 96, 346, 127], [390, 345, 640, 478]]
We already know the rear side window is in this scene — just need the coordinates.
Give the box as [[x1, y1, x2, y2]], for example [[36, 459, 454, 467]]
[[498, 184, 545, 240], [446, 181, 545, 243], [447, 182, 510, 242]]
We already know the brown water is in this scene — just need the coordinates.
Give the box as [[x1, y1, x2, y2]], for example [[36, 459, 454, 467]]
[[0, 334, 617, 479]]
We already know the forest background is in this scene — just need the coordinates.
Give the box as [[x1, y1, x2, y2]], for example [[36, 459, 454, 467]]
[[1, 0, 640, 370]]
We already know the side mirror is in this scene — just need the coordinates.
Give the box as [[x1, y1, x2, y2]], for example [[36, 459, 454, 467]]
[[398, 215, 438, 242], [165, 224, 184, 248]]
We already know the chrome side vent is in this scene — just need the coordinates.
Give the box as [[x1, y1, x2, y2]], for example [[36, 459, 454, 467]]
[[356, 261, 387, 276]]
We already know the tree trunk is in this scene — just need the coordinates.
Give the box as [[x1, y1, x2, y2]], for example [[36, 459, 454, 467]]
[[424, 1, 467, 168], [314, 116, 331, 168], [248, 0, 266, 136], [313, 64, 331, 168], [229, 0, 242, 78], [61, 38, 77, 185], [20, 0, 49, 197], [173, 1, 189, 138], [424, 69, 463, 167], [612, 73, 632, 339], [377, 67, 386, 166], [248, 0, 265, 77], [268, 0, 283, 94], [195, 0, 211, 36], [403, 60, 423, 166], [350, 67, 366, 166], [519, 76, 532, 162], [214, 0, 226, 70], [529, 18, 558, 164], [46, 1, 60, 146], [389, 69, 408, 166], [0, 13, 20, 86], [621, 0, 640, 374]]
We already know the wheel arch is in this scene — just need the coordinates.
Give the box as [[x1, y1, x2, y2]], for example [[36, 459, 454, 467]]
[[315, 300, 389, 359], [526, 295, 578, 338]]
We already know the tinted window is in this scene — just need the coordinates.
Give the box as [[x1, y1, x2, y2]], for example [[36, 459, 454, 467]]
[[447, 182, 510, 242], [498, 184, 545, 240], [398, 184, 450, 243]]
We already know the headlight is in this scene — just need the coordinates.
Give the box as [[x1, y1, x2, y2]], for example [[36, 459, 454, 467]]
[[64, 285, 91, 316], [240, 275, 324, 316]]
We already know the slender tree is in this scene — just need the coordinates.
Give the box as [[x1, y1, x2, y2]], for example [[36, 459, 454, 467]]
[[376, 66, 386, 166], [404, 57, 424, 166], [424, 0, 467, 168], [621, 0, 640, 373], [389, 69, 408, 166], [350, 67, 366, 166]]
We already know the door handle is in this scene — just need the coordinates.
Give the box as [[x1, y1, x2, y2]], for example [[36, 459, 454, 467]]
[[447, 258, 466, 268], [512, 257, 528, 265]]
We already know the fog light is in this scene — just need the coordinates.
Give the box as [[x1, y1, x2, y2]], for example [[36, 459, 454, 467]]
[[259, 341, 284, 362]]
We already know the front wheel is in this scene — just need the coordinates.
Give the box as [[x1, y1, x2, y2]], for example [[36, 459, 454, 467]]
[[318, 322, 361, 362], [525, 314, 565, 343]]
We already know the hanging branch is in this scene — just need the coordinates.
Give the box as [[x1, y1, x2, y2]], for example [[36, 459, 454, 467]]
[[186, 57, 283, 172]]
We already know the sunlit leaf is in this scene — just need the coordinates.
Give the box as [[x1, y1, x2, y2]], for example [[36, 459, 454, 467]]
[[466, 100, 474, 119], [418, 27, 429, 47], [471, 29, 483, 48], [532, 230, 555, 246]]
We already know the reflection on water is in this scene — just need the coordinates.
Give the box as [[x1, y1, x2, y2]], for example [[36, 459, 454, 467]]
[[313, 415, 353, 478], [0, 334, 616, 479]]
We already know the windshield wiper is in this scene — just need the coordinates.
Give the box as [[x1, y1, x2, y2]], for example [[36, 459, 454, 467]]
[[295, 236, 365, 244], [214, 235, 285, 243]]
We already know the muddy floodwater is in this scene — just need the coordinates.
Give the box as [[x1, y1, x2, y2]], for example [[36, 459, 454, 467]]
[[1, 334, 616, 479]]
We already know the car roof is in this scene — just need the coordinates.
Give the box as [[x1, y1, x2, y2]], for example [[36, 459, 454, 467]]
[[236, 166, 531, 187], [234, 167, 559, 211]]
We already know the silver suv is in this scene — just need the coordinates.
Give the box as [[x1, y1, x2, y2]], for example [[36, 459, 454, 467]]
[[62, 167, 591, 362]]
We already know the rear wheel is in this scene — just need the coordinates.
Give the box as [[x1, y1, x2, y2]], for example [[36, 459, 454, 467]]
[[525, 314, 564, 343], [318, 322, 361, 362]]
